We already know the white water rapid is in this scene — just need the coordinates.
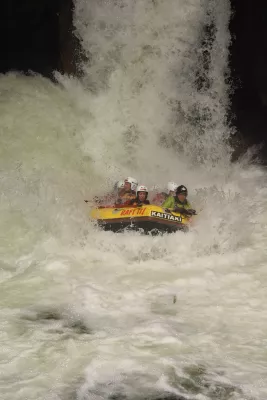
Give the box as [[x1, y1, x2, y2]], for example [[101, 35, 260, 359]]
[[1, 0, 267, 399]]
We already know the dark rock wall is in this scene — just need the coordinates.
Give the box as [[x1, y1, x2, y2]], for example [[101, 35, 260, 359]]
[[2, 0, 60, 77], [230, 0, 267, 159], [58, 0, 84, 76], [1, 0, 81, 77]]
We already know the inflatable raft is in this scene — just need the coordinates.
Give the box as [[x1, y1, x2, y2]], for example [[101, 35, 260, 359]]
[[90, 204, 191, 234]]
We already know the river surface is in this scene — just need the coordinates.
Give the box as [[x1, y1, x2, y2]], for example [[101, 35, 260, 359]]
[[1, 0, 267, 399]]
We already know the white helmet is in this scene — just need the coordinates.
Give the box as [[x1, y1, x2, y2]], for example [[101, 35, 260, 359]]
[[116, 180, 125, 190], [125, 177, 138, 191], [167, 181, 178, 192], [137, 185, 148, 193]]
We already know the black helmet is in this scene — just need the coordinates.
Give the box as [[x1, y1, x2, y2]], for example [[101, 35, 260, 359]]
[[176, 185, 188, 195]]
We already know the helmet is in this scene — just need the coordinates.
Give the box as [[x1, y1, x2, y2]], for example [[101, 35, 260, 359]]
[[125, 177, 138, 191], [167, 181, 178, 192], [137, 185, 148, 193], [176, 185, 188, 195], [116, 180, 125, 190]]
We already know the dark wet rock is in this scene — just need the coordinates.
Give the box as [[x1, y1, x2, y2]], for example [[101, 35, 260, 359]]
[[65, 319, 91, 334], [36, 309, 62, 321], [1, 0, 85, 78], [137, 395, 185, 400], [108, 395, 185, 400], [20, 307, 61, 322], [79, 392, 186, 400], [69, 363, 254, 400], [1, 0, 60, 77], [108, 395, 128, 400], [230, 0, 267, 161], [177, 364, 206, 394], [58, 0, 87, 76], [20, 306, 92, 335], [174, 364, 244, 400]]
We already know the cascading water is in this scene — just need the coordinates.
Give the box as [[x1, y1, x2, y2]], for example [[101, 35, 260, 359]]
[[1, 0, 267, 399]]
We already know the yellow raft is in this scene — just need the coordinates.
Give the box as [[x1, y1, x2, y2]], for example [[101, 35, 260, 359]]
[[90, 204, 191, 234]]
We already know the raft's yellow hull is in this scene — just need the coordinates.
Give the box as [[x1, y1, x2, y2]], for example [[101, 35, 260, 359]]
[[90, 204, 191, 234]]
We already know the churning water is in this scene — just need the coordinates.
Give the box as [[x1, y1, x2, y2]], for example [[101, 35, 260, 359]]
[[1, 0, 267, 399]]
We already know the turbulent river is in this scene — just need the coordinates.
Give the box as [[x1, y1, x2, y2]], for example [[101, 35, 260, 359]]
[[1, 0, 267, 399]]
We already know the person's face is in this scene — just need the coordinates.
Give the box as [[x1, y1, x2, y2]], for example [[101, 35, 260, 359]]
[[177, 193, 187, 202], [124, 181, 131, 191], [138, 191, 146, 201]]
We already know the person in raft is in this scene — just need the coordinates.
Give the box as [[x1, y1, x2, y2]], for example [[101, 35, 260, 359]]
[[151, 181, 178, 205], [115, 177, 138, 205], [93, 180, 125, 206], [129, 185, 150, 206], [162, 185, 196, 216]]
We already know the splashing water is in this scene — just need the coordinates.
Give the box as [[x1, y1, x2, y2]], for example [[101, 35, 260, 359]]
[[1, 0, 267, 399]]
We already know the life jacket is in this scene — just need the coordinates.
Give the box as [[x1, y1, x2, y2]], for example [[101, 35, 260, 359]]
[[129, 198, 150, 206], [116, 190, 136, 205], [174, 197, 191, 210]]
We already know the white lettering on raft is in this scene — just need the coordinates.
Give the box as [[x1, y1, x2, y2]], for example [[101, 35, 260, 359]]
[[150, 211, 182, 222]]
